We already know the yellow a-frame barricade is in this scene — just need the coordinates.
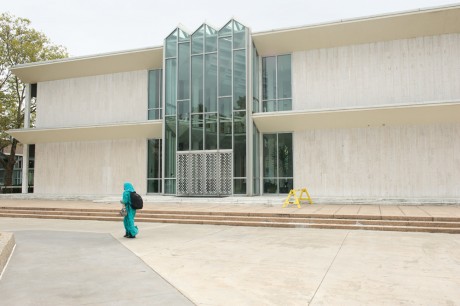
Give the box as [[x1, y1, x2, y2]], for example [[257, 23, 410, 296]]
[[283, 187, 313, 208]]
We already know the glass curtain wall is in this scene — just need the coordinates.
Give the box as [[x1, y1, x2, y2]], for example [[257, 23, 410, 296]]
[[163, 20, 248, 195], [147, 139, 162, 193]]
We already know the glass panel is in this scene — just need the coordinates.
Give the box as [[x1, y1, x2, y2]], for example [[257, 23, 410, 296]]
[[192, 25, 204, 55], [263, 100, 276, 112], [278, 99, 292, 111], [279, 178, 293, 194], [147, 139, 161, 179], [263, 134, 277, 177], [219, 120, 232, 149], [262, 56, 276, 100], [191, 114, 203, 150], [234, 112, 246, 177], [278, 133, 293, 177], [277, 54, 292, 99], [218, 37, 232, 97], [165, 116, 176, 178], [165, 59, 176, 115], [205, 25, 217, 52], [147, 179, 161, 193], [218, 97, 232, 119], [178, 29, 190, 42], [219, 20, 233, 36], [253, 124, 260, 195], [252, 45, 259, 113], [177, 100, 190, 151], [204, 53, 217, 112], [165, 29, 177, 58], [233, 21, 245, 49], [148, 109, 160, 120], [164, 179, 176, 194], [148, 70, 161, 109], [205, 113, 217, 150], [178, 43, 190, 100], [233, 49, 246, 110], [234, 179, 246, 194], [263, 179, 277, 193], [253, 178, 260, 195], [191, 55, 204, 113]]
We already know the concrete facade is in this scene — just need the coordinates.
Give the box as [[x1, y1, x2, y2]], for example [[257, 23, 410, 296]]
[[34, 71, 149, 195], [8, 5, 460, 202], [291, 34, 460, 199]]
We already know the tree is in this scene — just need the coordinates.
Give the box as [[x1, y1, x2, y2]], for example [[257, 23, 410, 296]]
[[0, 13, 68, 191]]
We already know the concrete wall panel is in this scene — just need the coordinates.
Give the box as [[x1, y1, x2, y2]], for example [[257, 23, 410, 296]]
[[294, 123, 460, 199], [36, 70, 148, 128], [292, 34, 460, 110], [34, 139, 147, 195]]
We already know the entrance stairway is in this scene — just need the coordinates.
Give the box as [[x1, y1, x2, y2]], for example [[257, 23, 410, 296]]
[[1, 206, 459, 234]]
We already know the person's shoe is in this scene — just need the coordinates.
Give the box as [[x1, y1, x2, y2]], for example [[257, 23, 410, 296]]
[[126, 235, 136, 239], [123, 234, 128, 237]]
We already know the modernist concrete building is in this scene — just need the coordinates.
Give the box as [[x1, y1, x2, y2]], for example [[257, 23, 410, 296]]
[[8, 5, 460, 202]]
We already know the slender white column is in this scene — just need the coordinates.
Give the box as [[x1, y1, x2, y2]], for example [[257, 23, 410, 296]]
[[22, 84, 31, 193]]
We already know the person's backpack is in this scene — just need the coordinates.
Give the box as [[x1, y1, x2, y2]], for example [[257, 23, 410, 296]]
[[130, 191, 143, 210]]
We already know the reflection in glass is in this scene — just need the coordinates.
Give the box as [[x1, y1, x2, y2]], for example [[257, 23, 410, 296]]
[[233, 50, 246, 110], [219, 20, 233, 36], [191, 114, 203, 150], [218, 37, 232, 97], [165, 116, 176, 178], [278, 133, 293, 177], [234, 179, 246, 194], [218, 97, 232, 119], [263, 134, 277, 177], [204, 53, 217, 112], [192, 26, 204, 55], [277, 54, 292, 99], [233, 21, 246, 49], [191, 55, 203, 113], [165, 29, 177, 58], [263, 179, 278, 193], [205, 113, 217, 150], [178, 43, 190, 100], [165, 59, 176, 116], [177, 100, 190, 151], [262, 56, 276, 100], [205, 25, 217, 52]]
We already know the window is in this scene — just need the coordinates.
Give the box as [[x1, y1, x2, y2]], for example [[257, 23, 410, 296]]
[[261, 54, 292, 112], [148, 70, 162, 120], [147, 139, 162, 193], [263, 133, 293, 194]]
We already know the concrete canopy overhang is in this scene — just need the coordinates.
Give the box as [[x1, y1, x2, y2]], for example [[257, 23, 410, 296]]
[[252, 4, 460, 56], [10, 5, 460, 83], [252, 101, 460, 133], [11, 47, 163, 83], [7, 121, 163, 144]]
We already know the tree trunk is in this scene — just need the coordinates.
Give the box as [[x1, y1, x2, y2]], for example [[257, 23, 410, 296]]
[[3, 139, 18, 193]]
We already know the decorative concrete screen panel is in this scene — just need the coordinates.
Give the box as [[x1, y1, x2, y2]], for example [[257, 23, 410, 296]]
[[177, 151, 232, 196]]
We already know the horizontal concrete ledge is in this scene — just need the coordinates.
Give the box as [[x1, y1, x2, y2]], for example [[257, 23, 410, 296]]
[[0, 232, 15, 279], [0, 194, 459, 205], [7, 120, 162, 144]]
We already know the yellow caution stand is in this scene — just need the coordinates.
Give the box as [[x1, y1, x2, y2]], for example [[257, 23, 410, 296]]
[[283, 187, 313, 208]]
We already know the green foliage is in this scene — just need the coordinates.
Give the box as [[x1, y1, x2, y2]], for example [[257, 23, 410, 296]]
[[0, 12, 68, 187]]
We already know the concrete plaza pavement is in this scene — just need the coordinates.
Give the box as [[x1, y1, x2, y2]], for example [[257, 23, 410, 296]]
[[1, 212, 460, 305]]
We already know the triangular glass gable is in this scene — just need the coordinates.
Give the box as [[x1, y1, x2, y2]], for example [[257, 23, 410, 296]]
[[178, 28, 190, 42], [218, 20, 233, 36]]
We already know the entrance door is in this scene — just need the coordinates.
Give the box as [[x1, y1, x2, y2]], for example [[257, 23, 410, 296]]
[[177, 151, 232, 196]]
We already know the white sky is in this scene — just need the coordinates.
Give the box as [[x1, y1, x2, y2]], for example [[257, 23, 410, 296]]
[[2, 0, 459, 57]]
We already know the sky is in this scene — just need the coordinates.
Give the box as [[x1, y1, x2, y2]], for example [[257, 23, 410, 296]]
[[2, 0, 459, 57]]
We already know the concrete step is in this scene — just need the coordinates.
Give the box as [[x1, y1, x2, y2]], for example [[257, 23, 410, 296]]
[[1, 207, 460, 234]]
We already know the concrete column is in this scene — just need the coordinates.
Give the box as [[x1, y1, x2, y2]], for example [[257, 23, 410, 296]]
[[21, 84, 31, 193]]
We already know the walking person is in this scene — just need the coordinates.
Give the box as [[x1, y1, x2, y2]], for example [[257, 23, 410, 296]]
[[120, 182, 139, 238]]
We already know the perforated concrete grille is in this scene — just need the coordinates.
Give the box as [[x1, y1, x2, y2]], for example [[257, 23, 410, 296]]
[[177, 151, 232, 196]]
